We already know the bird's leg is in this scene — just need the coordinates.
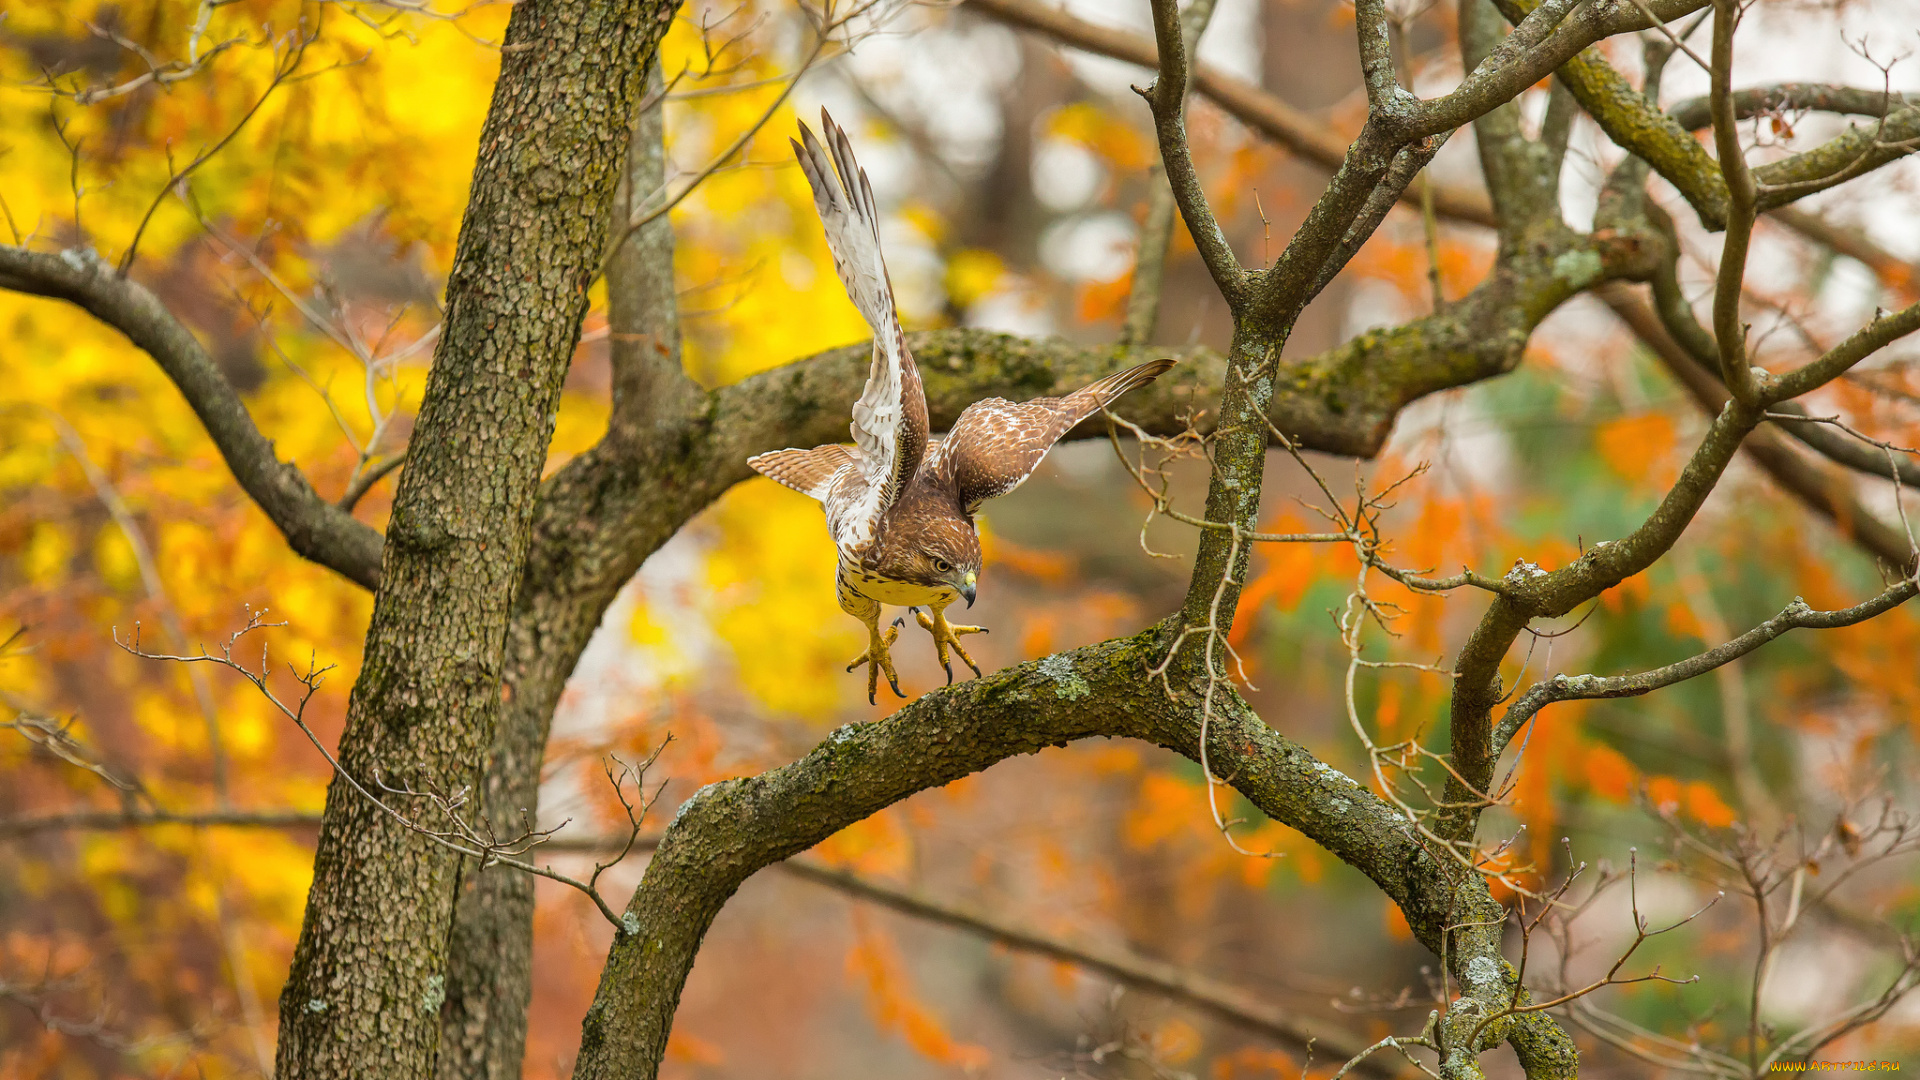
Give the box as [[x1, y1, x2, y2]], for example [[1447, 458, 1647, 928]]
[[845, 609, 904, 704], [914, 602, 987, 684]]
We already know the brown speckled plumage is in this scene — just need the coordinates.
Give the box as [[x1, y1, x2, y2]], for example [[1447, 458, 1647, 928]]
[[748, 111, 1174, 698]]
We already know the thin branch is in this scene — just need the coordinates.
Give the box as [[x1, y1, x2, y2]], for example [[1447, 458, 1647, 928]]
[[43, 411, 232, 800], [1606, 283, 1920, 568], [0, 244, 385, 588], [1494, 580, 1918, 752], [599, 35, 829, 274], [1706, 0, 1760, 404], [0, 808, 323, 836], [116, 612, 659, 930], [337, 450, 408, 511], [969, 0, 1499, 227], [1120, 0, 1221, 347], [119, 28, 310, 274], [1767, 300, 1920, 404], [1138, 0, 1247, 304], [779, 860, 1406, 1075]]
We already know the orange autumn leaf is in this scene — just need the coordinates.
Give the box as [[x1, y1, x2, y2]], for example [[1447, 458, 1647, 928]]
[[1075, 273, 1133, 324], [1149, 1018, 1203, 1065], [1684, 781, 1739, 828], [1124, 772, 1205, 850], [983, 533, 1075, 585], [665, 1030, 726, 1065], [1595, 412, 1679, 486], [846, 921, 991, 1070], [1213, 1047, 1302, 1079], [1646, 775, 1685, 816], [815, 810, 912, 878], [1383, 900, 1413, 942], [1582, 743, 1638, 804]]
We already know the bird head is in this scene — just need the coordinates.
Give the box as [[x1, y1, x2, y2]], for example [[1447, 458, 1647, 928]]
[[918, 526, 981, 607]]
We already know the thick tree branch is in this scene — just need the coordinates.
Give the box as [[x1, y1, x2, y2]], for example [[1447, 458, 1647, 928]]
[[0, 245, 385, 590], [1401, 0, 1710, 141], [3, 798, 1403, 1075], [1748, 105, 1920, 205], [1305, 134, 1454, 301], [1666, 83, 1914, 130], [1459, 0, 1567, 235], [273, 1, 682, 1076], [1766, 300, 1920, 404], [1356, 0, 1401, 111], [968, 1, 1910, 287], [569, 627, 1553, 1078], [441, 209, 1638, 1073], [1638, 271, 1920, 488], [437, 58, 699, 1080], [1447, 255, 1916, 842], [1707, 0, 1761, 404], [1493, 0, 1920, 231], [1448, 395, 1764, 832], [1432, 13, 1920, 844]]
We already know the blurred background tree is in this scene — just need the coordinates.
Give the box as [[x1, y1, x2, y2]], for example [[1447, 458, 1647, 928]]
[[1, 0, 1918, 1077]]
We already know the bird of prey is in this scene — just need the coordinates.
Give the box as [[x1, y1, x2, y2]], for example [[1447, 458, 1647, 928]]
[[749, 112, 1175, 703]]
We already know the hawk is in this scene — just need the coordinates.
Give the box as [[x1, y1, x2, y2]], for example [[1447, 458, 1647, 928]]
[[749, 112, 1175, 703]]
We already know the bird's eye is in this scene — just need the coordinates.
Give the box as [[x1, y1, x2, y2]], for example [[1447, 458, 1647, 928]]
[[932, 557, 950, 573]]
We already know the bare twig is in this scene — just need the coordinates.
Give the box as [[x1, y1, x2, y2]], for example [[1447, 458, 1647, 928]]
[[116, 611, 666, 930]]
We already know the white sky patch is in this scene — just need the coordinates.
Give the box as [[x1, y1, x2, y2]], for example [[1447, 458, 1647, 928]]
[[880, 218, 947, 324], [1039, 211, 1139, 281], [1047, 0, 1263, 97], [1343, 277, 1414, 337], [1032, 137, 1107, 212], [1760, 934, 1878, 1025], [967, 285, 1057, 338]]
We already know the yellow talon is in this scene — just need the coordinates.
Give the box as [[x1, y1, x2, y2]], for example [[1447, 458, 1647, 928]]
[[846, 619, 903, 704], [915, 604, 987, 684]]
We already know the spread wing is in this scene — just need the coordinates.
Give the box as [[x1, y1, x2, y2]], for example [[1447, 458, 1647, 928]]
[[792, 111, 927, 549], [931, 358, 1176, 514], [747, 444, 859, 503]]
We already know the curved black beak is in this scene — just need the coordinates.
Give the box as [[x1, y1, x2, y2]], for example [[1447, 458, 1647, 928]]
[[961, 572, 977, 608]]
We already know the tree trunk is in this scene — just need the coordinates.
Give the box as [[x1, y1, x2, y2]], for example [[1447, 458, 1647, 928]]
[[272, 2, 680, 1077], [436, 59, 690, 1080]]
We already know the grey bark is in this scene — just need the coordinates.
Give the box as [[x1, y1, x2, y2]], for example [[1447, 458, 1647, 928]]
[[271, 2, 679, 1077], [434, 57, 691, 1080]]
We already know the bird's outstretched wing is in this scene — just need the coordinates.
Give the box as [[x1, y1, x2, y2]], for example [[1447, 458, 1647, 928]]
[[790, 110, 928, 549], [931, 358, 1176, 514], [747, 444, 859, 502]]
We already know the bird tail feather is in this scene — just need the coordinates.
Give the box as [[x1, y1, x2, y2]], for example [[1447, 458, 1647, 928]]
[[1077, 357, 1177, 410]]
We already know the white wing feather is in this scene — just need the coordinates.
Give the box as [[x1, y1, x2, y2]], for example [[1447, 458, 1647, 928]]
[[792, 112, 927, 553]]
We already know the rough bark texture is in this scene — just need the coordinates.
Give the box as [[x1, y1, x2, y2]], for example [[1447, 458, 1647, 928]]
[[565, 631, 1387, 1077], [272, 2, 678, 1077], [436, 59, 692, 1080], [565, 627, 1574, 1079]]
